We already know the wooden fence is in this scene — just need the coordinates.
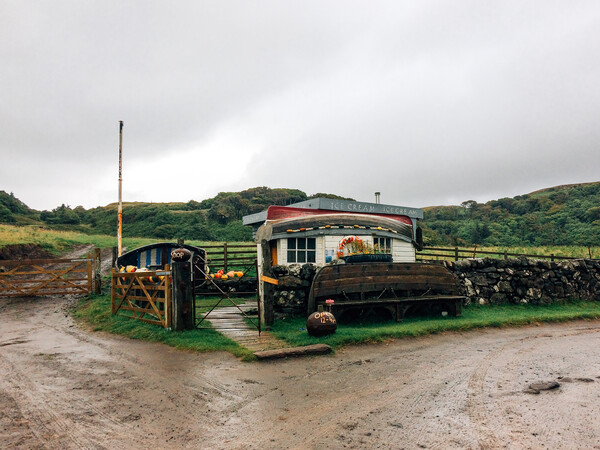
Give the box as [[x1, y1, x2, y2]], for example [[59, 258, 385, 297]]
[[0, 254, 95, 297], [111, 266, 172, 328], [203, 243, 257, 273], [416, 246, 596, 262], [198, 243, 597, 268]]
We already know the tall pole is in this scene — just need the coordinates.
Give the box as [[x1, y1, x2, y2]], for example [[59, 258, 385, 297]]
[[118, 121, 123, 257]]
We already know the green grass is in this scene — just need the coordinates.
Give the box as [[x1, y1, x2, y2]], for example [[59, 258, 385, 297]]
[[0, 224, 155, 255], [73, 293, 255, 360], [271, 301, 600, 349], [73, 292, 600, 359]]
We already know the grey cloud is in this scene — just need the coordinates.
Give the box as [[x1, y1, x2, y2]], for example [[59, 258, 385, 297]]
[[2, 1, 600, 210]]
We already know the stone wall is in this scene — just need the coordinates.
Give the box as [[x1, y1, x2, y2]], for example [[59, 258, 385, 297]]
[[266, 258, 600, 318], [446, 257, 600, 306], [271, 264, 317, 316]]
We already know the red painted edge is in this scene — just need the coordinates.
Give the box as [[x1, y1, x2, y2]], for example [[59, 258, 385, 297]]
[[266, 206, 413, 226]]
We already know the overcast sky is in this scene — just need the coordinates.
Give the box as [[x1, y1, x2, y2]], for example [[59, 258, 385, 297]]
[[2, 1, 600, 211]]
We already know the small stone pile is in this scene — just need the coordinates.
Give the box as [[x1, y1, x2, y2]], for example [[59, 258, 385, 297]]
[[446, 257, 600, 306]]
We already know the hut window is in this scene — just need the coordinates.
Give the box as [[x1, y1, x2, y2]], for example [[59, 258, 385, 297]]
[[373, 237, 392, 254], [287, 237, 316, 263]]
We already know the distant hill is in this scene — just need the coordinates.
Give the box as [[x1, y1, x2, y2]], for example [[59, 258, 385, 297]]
[[422, 181, 600, 246], [0, 187, 355, 242], [1, 182, 599, 245], [0, 191, 39, 224]]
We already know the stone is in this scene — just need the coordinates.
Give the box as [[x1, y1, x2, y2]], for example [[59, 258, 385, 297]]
[[464, 279, 476, 297], [277, 275, 308, 288], [288, 264, 302, 277], [490, 293, 508, 304], [525, 380, 560, 394], [272, 265, 289, 276], [299, 263, 317, 281], [470, 274, 489, 286], [497, 281, 512, 293]]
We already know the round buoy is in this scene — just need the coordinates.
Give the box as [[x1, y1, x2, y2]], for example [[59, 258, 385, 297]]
[[171, 248, 192, 262], [306, 311, 337, 337]]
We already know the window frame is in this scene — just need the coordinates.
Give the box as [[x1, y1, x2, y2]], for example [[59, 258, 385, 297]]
[[373, 236, 392, 254], [287, 237, 316, 264]]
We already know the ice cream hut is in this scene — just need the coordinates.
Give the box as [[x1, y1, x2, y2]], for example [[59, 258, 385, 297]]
[[243, 197, 424, 267]]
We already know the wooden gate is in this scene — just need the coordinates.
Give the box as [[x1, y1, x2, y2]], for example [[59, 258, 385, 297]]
[[111, 266, 172, 328], [0, 255, 95, 297]]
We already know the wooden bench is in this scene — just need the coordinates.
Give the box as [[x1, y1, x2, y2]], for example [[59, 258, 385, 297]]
[[307, 262, 465, 322]]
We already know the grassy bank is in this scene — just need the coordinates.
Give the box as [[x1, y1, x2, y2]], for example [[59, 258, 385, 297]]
[[0, 224, 155, 255], [271, 301, 600, 348], [0, 224, 251, 256], [73, 293, 254, 360], [74, 292, 600, 360]]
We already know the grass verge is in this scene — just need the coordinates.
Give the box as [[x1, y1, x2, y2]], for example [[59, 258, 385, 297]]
[[74, 293, 600, 360], [73, 293, 255, 361], [271, 301, 600, 349]]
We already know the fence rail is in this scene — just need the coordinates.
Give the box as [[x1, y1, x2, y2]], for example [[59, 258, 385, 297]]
[[203, 243, 256, 273], [199, 243, 597, 267], [111, 266, 172, 328], [417, 246, 597, 262]]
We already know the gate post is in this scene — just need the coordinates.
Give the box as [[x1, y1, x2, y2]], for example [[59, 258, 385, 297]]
[[171, 261, 195, 331], [94, 248, 102, 294], [260, 239, 275, 327]]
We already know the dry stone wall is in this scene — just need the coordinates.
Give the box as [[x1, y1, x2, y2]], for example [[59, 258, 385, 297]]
[[271, 264, 317, 316], [446, 257, 600, 306]]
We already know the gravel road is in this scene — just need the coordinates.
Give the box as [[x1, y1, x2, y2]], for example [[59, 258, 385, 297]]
[[1, 293, 599, 449]]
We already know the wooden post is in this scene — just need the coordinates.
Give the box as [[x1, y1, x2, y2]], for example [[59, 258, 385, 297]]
[[454, 247, 459, 261], [171, 261, 195, 331], [504, 250, 508, 260], [260, 239, 274, 326], [111, 268, 117, 314], [94, 248, 102, 294], [255, 259, 261, 335], [551, 254, 555, 262], [164, 264, 172, 328], [223, 242, 228, 273], [86, 252, 93, 294]]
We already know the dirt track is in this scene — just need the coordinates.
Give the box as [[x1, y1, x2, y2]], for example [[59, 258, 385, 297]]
[[1, 293, 600, 449]]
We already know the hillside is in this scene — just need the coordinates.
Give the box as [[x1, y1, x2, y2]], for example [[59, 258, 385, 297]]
[[1, 182, 599, 245], [0, 187, 354, 242], [422, 181, 600, 246]]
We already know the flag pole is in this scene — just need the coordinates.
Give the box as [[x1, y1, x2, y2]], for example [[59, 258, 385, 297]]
[[118, 121, 123, 257]]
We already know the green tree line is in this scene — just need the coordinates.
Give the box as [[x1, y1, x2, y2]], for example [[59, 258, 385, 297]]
[[2, 182, 599, 245], [422, 182, 600, 247]]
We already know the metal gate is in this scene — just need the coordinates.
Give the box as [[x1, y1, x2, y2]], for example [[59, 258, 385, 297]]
[[0, 255, 95, 298], [192, 260, 261, 334]]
